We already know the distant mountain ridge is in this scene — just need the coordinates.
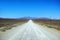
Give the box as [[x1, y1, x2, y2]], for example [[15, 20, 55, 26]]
[[17, 17, 51, 20], [0, 17, 60, 20]]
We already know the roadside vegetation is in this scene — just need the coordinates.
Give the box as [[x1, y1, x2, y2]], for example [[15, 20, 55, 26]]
[[33, 20, 60, 30], [0, 19, 28, 32]]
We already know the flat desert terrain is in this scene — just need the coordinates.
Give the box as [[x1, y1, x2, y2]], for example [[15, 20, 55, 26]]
[[0, 19, 60, 40]]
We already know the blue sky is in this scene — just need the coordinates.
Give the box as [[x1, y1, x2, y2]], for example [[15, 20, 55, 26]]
[[0, 0, 60, 19]]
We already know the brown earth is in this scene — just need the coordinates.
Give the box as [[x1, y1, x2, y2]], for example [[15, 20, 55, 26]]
[[33, 20, 60, 30], [0, 19, 28, 32]]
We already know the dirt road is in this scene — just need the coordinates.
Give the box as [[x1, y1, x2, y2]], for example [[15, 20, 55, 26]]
[[0, 20, 60, 40]]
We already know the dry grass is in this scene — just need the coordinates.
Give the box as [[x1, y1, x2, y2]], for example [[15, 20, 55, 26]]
[[0, 19, 28, 32], [33, 20, 60, 30]]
